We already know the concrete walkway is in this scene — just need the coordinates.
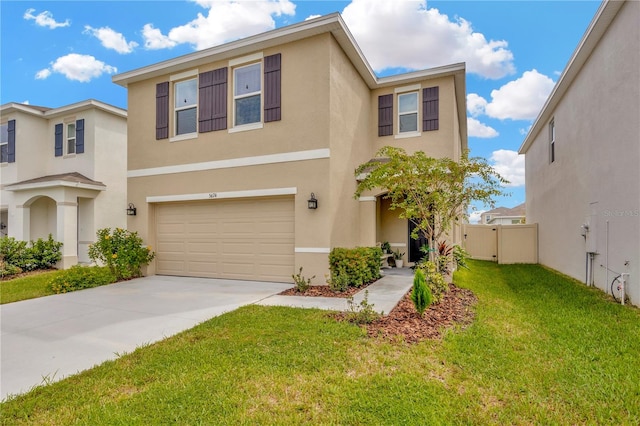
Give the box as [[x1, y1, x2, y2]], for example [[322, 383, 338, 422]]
[[1, 269, 413, 401]]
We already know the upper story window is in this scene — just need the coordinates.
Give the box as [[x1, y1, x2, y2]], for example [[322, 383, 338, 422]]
[[67, 122, 76, 154], [233, 62, 261, 127], [174, 78, 197, 136], [0, 123, 8, 163], [1, 120, 15, 163], [549, 119, 555, 163], [55, 119, 84, 157], [398, 92, 418, 133]]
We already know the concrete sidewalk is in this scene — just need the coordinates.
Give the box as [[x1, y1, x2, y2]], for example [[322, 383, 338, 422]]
[[257, 271, 413, 314]]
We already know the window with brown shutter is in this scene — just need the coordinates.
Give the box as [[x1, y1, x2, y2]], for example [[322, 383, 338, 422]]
[[422, 86, 439, 131], [7, 120, 15, 163], [264, 53, 281, 122], [378, 94, 393, 136], [75, 119, 84, 153], [156, 82, 169, 139], [55, 123, 63, 157]]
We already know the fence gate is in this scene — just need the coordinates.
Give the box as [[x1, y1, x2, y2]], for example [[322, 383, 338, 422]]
[[462, 224, 538, 264]]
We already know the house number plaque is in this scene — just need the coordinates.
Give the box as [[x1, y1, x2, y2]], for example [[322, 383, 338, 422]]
[[208, 193, 217, 199]]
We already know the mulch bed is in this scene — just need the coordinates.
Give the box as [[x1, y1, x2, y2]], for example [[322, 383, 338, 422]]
[[280, 280, 478, 344]]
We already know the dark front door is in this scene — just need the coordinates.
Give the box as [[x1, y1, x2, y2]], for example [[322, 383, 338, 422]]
[[408, 220, 429, 263]]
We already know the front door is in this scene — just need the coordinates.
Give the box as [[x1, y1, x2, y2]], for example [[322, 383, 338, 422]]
[[408, 220, 429, 263]]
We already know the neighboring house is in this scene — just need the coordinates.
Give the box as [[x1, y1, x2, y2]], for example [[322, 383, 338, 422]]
[[519, 0, 639, 306], [0, 100, 127, 268], [480, 203, 526, 225], [112, 13, 467, 283]]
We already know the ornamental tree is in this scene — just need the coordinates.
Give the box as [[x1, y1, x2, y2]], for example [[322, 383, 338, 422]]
[[354, 147, 507, 261]]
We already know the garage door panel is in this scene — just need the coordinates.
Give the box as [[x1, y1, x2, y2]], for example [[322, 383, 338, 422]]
[[156, 196, 294, 282]]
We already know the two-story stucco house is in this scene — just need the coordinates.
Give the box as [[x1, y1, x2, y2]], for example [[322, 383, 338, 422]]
[[113, 13, 467, 284], [0, 100, 128, 268], [519, 0, 639, 306]]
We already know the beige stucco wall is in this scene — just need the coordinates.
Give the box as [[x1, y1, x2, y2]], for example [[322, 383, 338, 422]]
[[525, 0, 639, 305]]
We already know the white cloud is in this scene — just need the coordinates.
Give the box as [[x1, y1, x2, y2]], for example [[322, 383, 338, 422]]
[[84, 26, 138, 54], [485, 69, 555, 120], [467, 93, 487, 117], [35, 68, 52, 80], [24, 8, 70, 29], [305, 14, 322, 21], [38, 54, 117, 82], [142, 24, 177, 49], [341, 0, 515, 78], [468, 210, 486, 224], [490, 149, 525, 187], [467, 117, 498, 138], [142, 0, 296, 51]]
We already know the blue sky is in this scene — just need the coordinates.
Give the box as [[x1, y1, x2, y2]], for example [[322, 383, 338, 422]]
[[0, 0, 602, 221]]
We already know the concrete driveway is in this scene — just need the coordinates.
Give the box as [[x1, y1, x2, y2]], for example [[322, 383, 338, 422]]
[[0, 275, 292, 400]]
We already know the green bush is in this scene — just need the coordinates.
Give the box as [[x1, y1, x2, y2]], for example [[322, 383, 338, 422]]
[[29, 235, 63, 270], [416, 260, 448, 304], [329, 247, 381, 288], [292, 267, 314, 292], [346, 290, 380, 325], [411, 268, 432, 316], [88, 228, 155, 280], [452, 244, 470, 270], [0, 258, 22, 277], [0, 237, 29, 269], [327, 266, 350, 292], [49, 265, 116, 294]]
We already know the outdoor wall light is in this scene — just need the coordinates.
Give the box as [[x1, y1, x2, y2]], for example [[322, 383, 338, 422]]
[[126, 203, 137, 216], [307, 193, 318, 210], [0, 222, 6, 230]]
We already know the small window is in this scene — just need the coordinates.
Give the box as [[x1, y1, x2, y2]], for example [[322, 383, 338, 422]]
[[175, 78, 197, 135], [0, 123, 7, 163], [67, 122, 76, 154], [398, 92, 418, 133], [234, 63, 261, 127], [549, 120, 555, 163]]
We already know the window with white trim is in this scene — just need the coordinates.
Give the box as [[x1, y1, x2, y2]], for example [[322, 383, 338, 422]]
[[398, 91, 418, 133], [66, 122, 76, 154], [0, 123, 7, 163], [549, 119, 555, 163], [174, 78, 197, 136], [233, 62, 261, 127]]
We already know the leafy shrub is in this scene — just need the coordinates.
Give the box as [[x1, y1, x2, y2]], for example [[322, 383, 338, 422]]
[[436, 240, 454, 274], [88, 228, 155, 280], [292, 267, 315, 292], [0, 257, 22, 277], [0, 237, 29, 269], [327, 267, 350, 292], [416, 260, 448, 304], [346, 290, 380, 325], [452, 244, 470, 270], [329, 247, 382, 288], [29, 235, 63, 270], [411, 268, 432, 316], [49, 265, 116, 294]]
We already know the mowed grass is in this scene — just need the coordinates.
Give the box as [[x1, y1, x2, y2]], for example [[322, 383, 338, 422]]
[[2, 261, 639, 425], [0, 270, 61, 304]]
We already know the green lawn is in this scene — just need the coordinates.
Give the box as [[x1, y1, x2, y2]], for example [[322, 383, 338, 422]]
[[2, 261, 639, 425], [0, 270, 61, 304]]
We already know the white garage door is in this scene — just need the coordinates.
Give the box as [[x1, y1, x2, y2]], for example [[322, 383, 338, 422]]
[[155, 196, 294, 282]]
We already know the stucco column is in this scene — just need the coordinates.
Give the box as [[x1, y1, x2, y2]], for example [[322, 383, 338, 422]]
[[9, 204, 29, 241], [358, 196, 378, 247], [57, 201, 78, 269]]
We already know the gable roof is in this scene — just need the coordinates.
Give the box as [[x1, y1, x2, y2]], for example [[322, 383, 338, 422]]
[[0, 99, 127, 119], [112, 13, 466, 148], [483, 203, 526, 217], [519, 0, 625, 154], [4, 172, 106, 192]]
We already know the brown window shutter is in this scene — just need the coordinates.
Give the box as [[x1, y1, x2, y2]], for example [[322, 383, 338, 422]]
[[199, 67, 227, 132], [156, 82, 169, 139], [7, 119, 15, 163], [75, 119, 85, 154], [378, 94, 393, 136], [423, 86, 439, 131], [264, 53, 281, 122], [55, 123, 63, 157]]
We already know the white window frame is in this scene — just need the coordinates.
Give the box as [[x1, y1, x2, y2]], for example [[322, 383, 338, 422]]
[[66, 122, 76, 155], [0, 122, 8, 163], [172, 77, 198, 140], [395, 84, 421, 139], [232, 61, 263, 132], [549, 119, 555, 163]]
